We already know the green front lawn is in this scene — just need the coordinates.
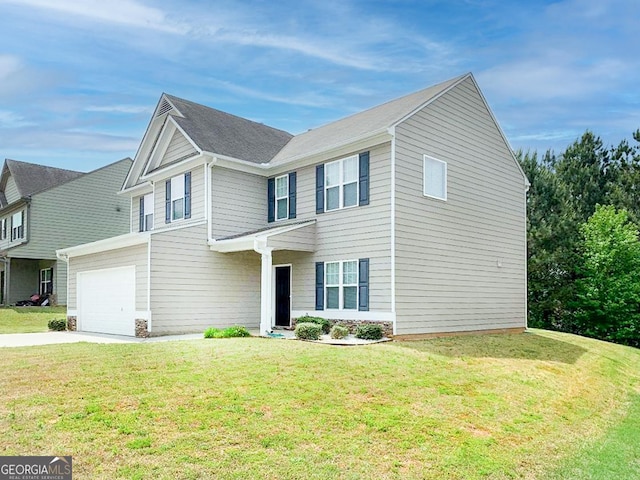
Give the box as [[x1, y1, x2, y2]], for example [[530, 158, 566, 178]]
[[0, 306, 67, 333], [1, 329, 639, 479]]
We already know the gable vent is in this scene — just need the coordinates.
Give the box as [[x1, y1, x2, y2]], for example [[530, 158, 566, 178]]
[[156, 98, 173, 117]]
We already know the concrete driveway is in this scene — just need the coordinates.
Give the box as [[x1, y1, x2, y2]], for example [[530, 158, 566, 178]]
[[0, 331, 202, 348]]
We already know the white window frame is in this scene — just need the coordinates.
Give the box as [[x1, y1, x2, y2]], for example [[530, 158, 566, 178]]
[[142, 193, 154, 231], [40, 268, 53, 295], [11, 211, 23, 241], [275, 174, 289, 221], [423, 154, 447, 201], [325, 260, 358, 310], [325, 155, 359, 212], [171, 174, 185, 221]]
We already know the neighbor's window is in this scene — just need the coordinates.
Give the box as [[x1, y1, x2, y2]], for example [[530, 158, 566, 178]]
[[0, 218, 6, 240], [325, 155, 358, 211], [40, 268, 53, 295], [11, 211, 23, 241], [325, 260, 358, 310], [143, 193, 153, 231], [275, 175, 288, 221], [423, 155, 447, 200]]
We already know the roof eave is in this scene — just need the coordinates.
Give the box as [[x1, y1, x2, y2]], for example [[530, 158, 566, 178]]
[[57, 232, 150, 259]]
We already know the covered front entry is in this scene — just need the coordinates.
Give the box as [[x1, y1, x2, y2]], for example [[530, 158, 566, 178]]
[[77, 266, 136, 336], [209, 220, 316, 335], [274, 265, 291, 327]]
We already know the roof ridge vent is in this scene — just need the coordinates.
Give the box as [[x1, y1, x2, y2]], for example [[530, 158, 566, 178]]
[[156, 98, 173, 117]]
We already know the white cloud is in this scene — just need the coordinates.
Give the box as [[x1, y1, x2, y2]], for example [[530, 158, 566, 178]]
[[85, 104, 152, 114], [208, 79, 335, 108], [0, 110, 34, 127], [1, 0, 188, 33], [0, 54, 22, 79]]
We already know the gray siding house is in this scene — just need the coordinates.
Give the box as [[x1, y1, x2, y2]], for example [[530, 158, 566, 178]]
[[0, 158, 132, 305], [58, 73, 528, 338]]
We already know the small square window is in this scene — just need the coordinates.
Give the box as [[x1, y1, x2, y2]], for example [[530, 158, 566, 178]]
[[423, 155, 447, 200]]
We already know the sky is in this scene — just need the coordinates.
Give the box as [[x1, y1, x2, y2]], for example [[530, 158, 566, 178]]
[[0, 0, 638, 172]]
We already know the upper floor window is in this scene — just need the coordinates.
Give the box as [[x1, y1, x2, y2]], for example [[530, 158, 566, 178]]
[[268, 172, 296, 223], [139, 193, 154, 232], [316, 151, 369, 214], [423, 155, 447, 200], [11, 211, 23, 241], [165, 172, 191, 223], [0, 218, 6, 240]]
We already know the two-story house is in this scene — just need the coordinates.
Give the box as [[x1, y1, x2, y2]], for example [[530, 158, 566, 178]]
[[57, 73, 528, 338], [0, 158, 132, 305]]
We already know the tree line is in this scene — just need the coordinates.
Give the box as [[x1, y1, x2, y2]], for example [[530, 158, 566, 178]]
[[518, 130, 640, 347]]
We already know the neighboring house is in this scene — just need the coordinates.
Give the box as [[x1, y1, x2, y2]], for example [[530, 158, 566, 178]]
[[57, 73, 528, 338], [0, 158, 132, 305]]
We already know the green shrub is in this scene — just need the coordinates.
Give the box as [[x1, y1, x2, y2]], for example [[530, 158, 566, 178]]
[[355, 324, 384, 340], [296, 315, 330, 334], [330, 324, 349, 339], [204, 326, 251, 338], [48, 319, 66, 331], [295, 322, 322, 340]]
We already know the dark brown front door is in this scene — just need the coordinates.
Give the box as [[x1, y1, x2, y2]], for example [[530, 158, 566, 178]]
[[275, 266, 291, 327]]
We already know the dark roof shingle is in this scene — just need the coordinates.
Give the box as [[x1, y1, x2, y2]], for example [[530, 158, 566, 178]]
[[3, 159, 84, 198]]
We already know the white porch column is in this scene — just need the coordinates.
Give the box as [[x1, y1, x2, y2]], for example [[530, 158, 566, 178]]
[[256, 241, 273, 336]]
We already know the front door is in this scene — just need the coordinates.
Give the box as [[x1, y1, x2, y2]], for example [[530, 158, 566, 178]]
[[274, 266, 291, 327]]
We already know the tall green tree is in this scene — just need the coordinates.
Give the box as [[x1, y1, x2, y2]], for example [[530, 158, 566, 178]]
[[573, 205, 640, 347]]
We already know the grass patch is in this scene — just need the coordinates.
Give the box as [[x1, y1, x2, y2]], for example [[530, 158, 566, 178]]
[[0, 306, 67, 333], [0, 329, 638, 479]]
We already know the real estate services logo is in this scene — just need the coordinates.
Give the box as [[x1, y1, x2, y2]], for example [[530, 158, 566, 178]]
[[0, 456, 72, 480]]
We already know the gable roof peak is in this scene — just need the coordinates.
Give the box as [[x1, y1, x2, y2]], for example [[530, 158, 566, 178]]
[[1, 158, 85, 199]]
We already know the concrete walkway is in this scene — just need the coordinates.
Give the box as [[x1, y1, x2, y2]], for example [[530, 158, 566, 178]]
[[0, 331, 203, 348]]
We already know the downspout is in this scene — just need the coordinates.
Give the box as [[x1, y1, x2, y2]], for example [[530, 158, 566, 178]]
[[388, 126, 397, 335], [206, 156, 218, 243], [253, 238, 273, 336], [0, 255, 8, 306]]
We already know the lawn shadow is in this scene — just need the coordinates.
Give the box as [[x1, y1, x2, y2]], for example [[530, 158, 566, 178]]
[[394, 331, 587, 364]]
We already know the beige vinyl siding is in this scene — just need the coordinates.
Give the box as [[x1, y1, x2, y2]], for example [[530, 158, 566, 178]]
[[131, 196, 140, 232], [66, 242, 148, 311], [159, 130, 197, 168], [154, 163, 205, 230], [272, 142, 393, 314], [4, 176, 20, 204], [149, 224, 261, 334], [211, 167, 267, 238], [394, 76, 527, 335]]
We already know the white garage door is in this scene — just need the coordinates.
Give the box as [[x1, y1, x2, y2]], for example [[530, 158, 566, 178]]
[[77, 266, 136, 336]]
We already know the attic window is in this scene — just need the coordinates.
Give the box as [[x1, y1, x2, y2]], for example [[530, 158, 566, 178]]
[[156, 99, 173, 117]]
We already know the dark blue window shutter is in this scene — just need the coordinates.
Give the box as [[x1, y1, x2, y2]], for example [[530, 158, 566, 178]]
[[139, 197, 144, 232], [359, 151, 370, 206], [288, 172, 297, 219], [316, 164, 325, 214], [184, 172, 191, 219], [315, 262, 324, 310], [165, 179, 171, 223], [267, 177, 275, 223], [358, 258, 369, 311]]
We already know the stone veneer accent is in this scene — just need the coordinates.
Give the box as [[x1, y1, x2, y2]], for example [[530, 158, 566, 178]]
[[135, 319, 150, 338], [293, 317, 393, 337], [67, 316, 77, 331]]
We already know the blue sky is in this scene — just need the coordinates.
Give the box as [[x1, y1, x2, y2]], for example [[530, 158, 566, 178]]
[[0, 0, 638, 172]]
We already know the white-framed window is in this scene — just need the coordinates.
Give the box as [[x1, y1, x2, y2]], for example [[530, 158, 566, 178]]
[[11, 211, 23, 241], [40, 268, 53, 295], [0, 218, 6, 240], [142, 193, 153, 231], [171, 174, 185, 220], [423, 155, 447, 200], [325, 155, 358, 211], [325, 260, 358, 310], [275, 175, 289, 221]]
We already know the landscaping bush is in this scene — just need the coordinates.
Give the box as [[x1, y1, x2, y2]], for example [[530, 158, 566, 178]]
[[330, 324, 349, 339], [48, 319, 67, 331], [296, 315, 330, 334], [355, 324, 384, 340], [295, 322, 322, 340], [204, 326, 251, 338]]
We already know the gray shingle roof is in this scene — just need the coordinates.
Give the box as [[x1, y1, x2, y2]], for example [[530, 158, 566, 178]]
[[269, 74, 467, 165], [2, 159, 84, 199], [164, 94, 293, 164]]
